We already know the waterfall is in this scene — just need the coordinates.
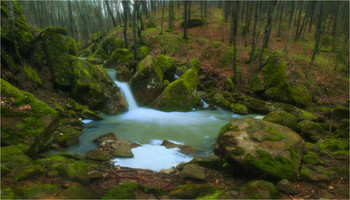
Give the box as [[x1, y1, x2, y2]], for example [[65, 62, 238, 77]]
[[106, 69, 138, 110]]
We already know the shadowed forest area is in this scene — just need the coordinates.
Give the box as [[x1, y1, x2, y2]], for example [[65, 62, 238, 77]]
[[1, 0, 349, 199]]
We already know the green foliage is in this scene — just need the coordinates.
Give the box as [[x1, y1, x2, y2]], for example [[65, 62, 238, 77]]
[[146, 21, 156, 28], [1, 187, 16, 199]]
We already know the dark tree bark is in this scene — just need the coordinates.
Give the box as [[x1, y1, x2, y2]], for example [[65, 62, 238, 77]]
[[230, 1, 240, 82], [224, 1, 230, 23], [295, 1, 313, 41], [132, 1, 138, 60], [122, 0, 128, 48], [183, 1, 189, 40], [258, 0, 278, 68], [160, 0, 165, 34], [332, 3, 340, 51], [169, 1, 174, 29], [307, 1, 327, 78], [67, 0, 74, 37], [277, 1, 284, 37], [7, 1, 15, 41], [285, 0, 296, 53], [188, 1, 191, 20], [248, 1, 259, 86], [244, 2, 252, 47], [294, 1, 303, 40]]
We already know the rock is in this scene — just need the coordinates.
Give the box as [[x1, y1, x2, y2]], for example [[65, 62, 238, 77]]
[[276, 179, 297, 194], [231, 103, 249, 114], [298, 120, 327, 142], [300, 165, 331, 182], [1, 79, 59, 155], [161, 140, 201, 155], [67, 37, 78, 56], [21, 184, 62, 199], [1, 146, 32, 170], [130, 55, 164, 105], [86, 149, 111, 161], [153, 55, 176, 82], [245, 98, 317, 121], [80, 109, 103, 120], [263, 111, 298, 131], [55, 128, 81, 147], [111, 141, 134, 158], [13, 164, 45, 181], [59, 183, 98, 199], [93, 132, 117, 143], [115, 66, 131, 82], [240, 180, 279, 199], [152, 59, 200, 111], [302, 151, 322, 165], [169, 184, 230, 199], [137, 46, 149, 60], [252, 51, 312, 107], [202, 91, 231, 110], [87, 35, 122, 64], [105, 48, 134, 68], [179, 164, 206, 180], [160, 169, 176, 174], [214, 118, 305, 180], [102, 183, 164, 199], [180, 18, 204, 28], [36, 154, 97, 185], [188, 155, 223, 170], [225, 78, 234, 91]]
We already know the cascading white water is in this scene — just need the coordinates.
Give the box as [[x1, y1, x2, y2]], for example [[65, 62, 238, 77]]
[[64, 69, 263, 172]]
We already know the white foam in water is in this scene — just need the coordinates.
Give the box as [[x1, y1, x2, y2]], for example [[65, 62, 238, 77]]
[[254, 115, 264, 119], [82, 119, 93, 124], [113, 144, 193, 172], [201, 99, 209, 108]]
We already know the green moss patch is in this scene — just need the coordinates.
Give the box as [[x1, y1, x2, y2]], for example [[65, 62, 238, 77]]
[[102, 183, 164, 199]]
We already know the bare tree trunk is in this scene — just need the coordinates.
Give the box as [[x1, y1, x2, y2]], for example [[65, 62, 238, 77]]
[[133, 1, 138, 60], [160, 0, 165, 34], [285, 0, 296, 53], [231, 1, 240, 82], [248, 1, 259, 86], [188, 1, 191, 20], [258, 1, 278, 68], [169, 1, 174, 29], [123, 0, 128, 48], [183, 1, 188, 40], [7, 1, 15, 41], [277, 1, 284, 37]]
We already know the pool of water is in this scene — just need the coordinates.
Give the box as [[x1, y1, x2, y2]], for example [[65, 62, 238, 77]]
[[63, 69, 262, 171]]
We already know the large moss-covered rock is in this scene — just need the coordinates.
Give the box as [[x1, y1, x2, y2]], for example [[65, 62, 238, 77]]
[[102, 183, 164, 199], [231, 103, 249, 114], [240, 180, 279, 199], [1, 146, 32, 170], [36, 154, 98, 185], [153, 55, 176, 81], [245, 98, 317, 121], [21, 184, 62, 199], [252, 52, 312, 107], [152, 59, 200, 111], [1, 79, 59, 155], [169, 184, 230, 199], [214, 118, 305, 180], [59, 183, 99, 199], [130, 55, 164, 105], [12, 164, 45, 181], [298, 120, 327, 142], [1, 1, 34, 48], [105, 48, 134, 67], [263, 111, 298, 131]]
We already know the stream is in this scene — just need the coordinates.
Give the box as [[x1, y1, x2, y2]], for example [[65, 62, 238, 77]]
[[64, 69, 262, 171]]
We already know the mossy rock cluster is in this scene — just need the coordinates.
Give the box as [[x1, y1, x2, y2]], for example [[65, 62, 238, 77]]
[[86, 35, 122, 64], [214, 118, 305, 180], [297, 120, 327, 142], [152, 58, 201, 111], [102, 183, 165, 199], [1, 79, 59, 155], [252, 51, 312, 108], [169, 184, 230, 199], [201, 90, 248, 114], [105, 48, 134, 68]]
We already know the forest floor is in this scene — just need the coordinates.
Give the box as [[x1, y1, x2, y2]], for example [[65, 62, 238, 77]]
[[140, 5, 349, 105]]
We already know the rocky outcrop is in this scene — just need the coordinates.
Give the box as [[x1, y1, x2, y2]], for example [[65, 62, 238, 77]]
[[252, 51, 312, 107], [1, 79, 59, 155], [214, 117, 305, 180], [152, 59, 200, 111]]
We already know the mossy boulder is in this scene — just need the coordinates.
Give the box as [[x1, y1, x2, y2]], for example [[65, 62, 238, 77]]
[[240, 180, 279, 199], [102, 183, 164, 199], [67, 36, 78, 56], [302, 151, 322, 165], [152, 59, 200, 111], [252, 51, 312, 107], [87, 35, 122, 64], [231, 103, 248, 114], [202, 91, 232, 110], [1, 187, 16, 199], [180, 18, 204, 28], [300, 165, 332, 182], [115, 65, 132, 82], [214, 118, 305, 180], [21, 184, 62, 199], [85, 149, 111, 161], [36, 154, 98, 185], [263, 111, 298, 131], [153, 55, 176, 81], [1, 146, 32, 170], [13, 164, 45, 181], [169, 184, 230, 199], [130, 55, 164, 106], [54, 128, 81, 147], [1, 79, 59, 155], [137, 46, 149, 60], [105, 48, 134, 68], [297, 120, 327, 142], [59, 183, 99, 199], [178, 164, 206, 180], [1, 1, 34, 50], [316, 137, 349, 158]]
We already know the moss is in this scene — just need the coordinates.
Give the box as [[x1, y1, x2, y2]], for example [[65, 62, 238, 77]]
[[13, 164, 45, 181], [212, 41, 222, 49], [55, 129, 81, 147], [60, 183, 98, 199], [230, 103, 248, 114], [317, 137, 349, 155], [102, 183, 164, 199], [245, 150, 297, 180], [1, 187, 16, 199], [105, 48, 134, 67], [218, 47, 235, 68], [152, 55, 175, 80], [137, 46, 149, 60], [225, 78, 234, 91], [302, 151, 321, 165], [190, 58, 201, 73], [1, 79, 58, 154], [297, 120, 326, 142], [22, 184, 62, 199], [231, 147, 245, 156], [264, 127, 286, 141], [81, 108, 102, 120], [1, 146, 32, 170], [24, 65, 42, 85], [67, 37, 78, 56], [263, 111, 298, 131], [169, 184, 226, 199], [241, 180, 279, 199], [300, 166, 312, 179], [1, 165, 11, 176]]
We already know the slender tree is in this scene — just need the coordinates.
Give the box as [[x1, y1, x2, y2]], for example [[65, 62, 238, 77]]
[[277, 1, 284, 37], [122, 0, 128, 48], [132, 1, 138, 60], [285, 0, 296, 53], [169, 1, 174, 29], [230, 1, 240, 82], [160, 0, 165, 34], [183, 1, 188, 40]]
